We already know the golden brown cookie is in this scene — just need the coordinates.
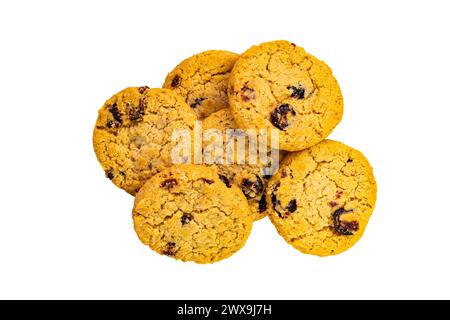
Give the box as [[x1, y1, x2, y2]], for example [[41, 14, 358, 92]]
[[267, 140, 377, 256], [93, 87, 196, 195], [202, 108, 283, 221], [228, 40, 343, 151], [133, 164, 253, 264], [163, 50, 239, 119]]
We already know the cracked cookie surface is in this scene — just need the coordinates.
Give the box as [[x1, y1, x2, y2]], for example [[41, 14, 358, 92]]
[[133, 164, 253, 264], [267, 140, 377, 256], [163, 50, 239, 119], [202, 109, 283, 221], [228, 40, 343, 151], [93, 87, 196, 195]]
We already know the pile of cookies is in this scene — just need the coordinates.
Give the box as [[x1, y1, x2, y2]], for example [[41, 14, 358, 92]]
[[93, 40, 377, 263]]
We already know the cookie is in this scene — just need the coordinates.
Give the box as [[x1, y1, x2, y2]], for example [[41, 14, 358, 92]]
[[267, 140, 377, 256], [132, 164, 253, 263], [228, 40, 343, 151], [93, 87, 196, 195], [202, 108, 283, 221], [163, 50, 239, 119]]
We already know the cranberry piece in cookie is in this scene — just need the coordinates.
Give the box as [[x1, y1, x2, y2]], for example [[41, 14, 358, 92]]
[[287, 85, 305, 99], [332, 208, 359, 236], [270, 104, 296, 130], [160, 178, 178, 189]]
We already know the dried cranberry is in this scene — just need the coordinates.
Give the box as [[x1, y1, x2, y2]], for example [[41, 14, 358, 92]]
[[270, 183, 283, 217], [286, 199, 297, 213], [271, 183, 297, 218], [190, 97, 206, 109], [270, 183, 280, 204], [287, 85, 305, 99], [181, 213, 193, 225], [241, 83, 256, 102], [199, 178, 214, 185], [332, 208, 359, 236], [129, 98, 145, 122], [171, 75, 181, 88], [106, 170, 114, 180], [270, 104, 296, 130], [162, 242, 177, 256], [258, 195, 267, 213], [109, 103, 122, 122], [160, 178, 178, 189], [106, 119, 121, 129], [219, 175, 232, 188], [107, 102, 122, 128], [240, 176, 264, 200], [138, 86, 149, 94]]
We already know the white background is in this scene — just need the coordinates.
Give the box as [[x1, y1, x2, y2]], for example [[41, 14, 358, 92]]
[[0, 0, 449, 300]]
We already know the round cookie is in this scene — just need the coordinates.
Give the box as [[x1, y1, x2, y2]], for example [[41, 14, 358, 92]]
[[228, 40, 343, 151], [267, 140, 377, 256], [93, 87, 196, 195], [202, 108, 283, 221], [132, 164, 253, 264], [163, 50, 239, 119]]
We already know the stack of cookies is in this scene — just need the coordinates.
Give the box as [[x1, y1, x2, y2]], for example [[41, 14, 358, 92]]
[[93, 40, 377, 263]]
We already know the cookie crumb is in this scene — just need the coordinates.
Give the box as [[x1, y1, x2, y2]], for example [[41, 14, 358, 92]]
[[131, 136, 146, 149]]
